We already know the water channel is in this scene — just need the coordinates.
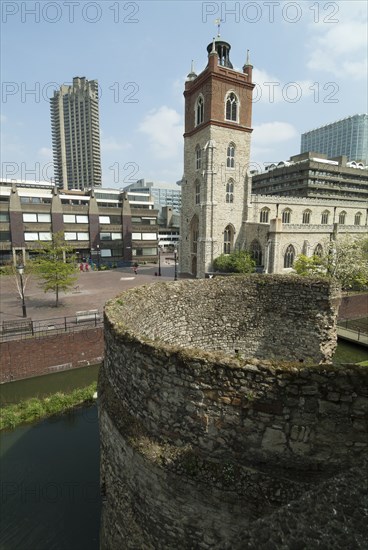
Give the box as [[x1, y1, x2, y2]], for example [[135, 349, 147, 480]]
[[0, 342, 366, 550]]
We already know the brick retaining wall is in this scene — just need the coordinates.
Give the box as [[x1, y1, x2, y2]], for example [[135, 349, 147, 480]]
[[0, 328, 104, 383], [338, 292, 368, 320]]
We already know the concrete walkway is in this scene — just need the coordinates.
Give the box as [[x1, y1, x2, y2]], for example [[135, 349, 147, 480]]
[[337, 326, 368, 347], [0, 262, 176, 324]]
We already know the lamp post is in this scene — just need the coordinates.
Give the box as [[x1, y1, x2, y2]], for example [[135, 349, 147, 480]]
[[158, 246, 161, 276], [96, 245, 101, 270], [174, 247, 178, 281], [16, 264, 27, 318]]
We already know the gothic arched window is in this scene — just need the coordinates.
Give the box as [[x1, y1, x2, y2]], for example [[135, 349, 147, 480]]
[[282, 208, 291, 224], [195, 95, 204, 126], [190, 216, 199, 254], [284, 244, 295, 268], [314, 244, 323, 257], [321, 210, 330, 224], [223, 225, 234, 254], [195, 145, 202, 170], [251, 240, 262, 266], [227, 143, 235, 168], [354, 212, 362, 226], [302, 209, 311, 224], [226, 179, 234, 203], [338, 211, 346, 225], [260, 208, 270, 223], [225, 92, 238, 122], [195, 180, 200, 204]]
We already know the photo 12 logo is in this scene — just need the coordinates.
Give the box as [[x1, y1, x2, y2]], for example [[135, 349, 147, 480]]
[[1, 81, 140, 104], [2, 1, 140, 24], [202, 2, 339, 24]]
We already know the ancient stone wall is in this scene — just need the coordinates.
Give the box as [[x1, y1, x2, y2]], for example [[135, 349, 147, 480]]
[[99, 276, 367, 549]]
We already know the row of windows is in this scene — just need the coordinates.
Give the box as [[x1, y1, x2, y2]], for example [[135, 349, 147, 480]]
[[221, 234, 325, 271], [22, 231, 159, 243], [283, 243, 322, 268], [259, 208, 363, 226], [132, 232, 157, 241], [195, 92, 239, 127]]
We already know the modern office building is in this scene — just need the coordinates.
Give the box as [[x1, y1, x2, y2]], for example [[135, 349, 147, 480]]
[[301, 114, 368, 164], [0, 180, 158, 266], [251, 152, 368, 201], [50, 77, 102, 191], [124, 179, 181, 212]]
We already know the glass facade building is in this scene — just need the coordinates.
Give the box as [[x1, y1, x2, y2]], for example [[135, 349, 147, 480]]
[[301, 114, 368, 164]]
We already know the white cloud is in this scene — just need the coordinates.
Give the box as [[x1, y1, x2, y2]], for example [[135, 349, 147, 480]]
[[139, 106, 183, 160], [306, 3, 368, 79], [101, 136, 131, 152], [38, 147, 53, 159], [252, 68, 314, 104], [252, 121, 298, 147]]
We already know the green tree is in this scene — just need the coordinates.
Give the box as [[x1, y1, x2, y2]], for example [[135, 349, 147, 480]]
[[213, 250, 255, 274], [294, 236, 368, 291], [33, 232, 78, 307], [293, 254, 324, 276]]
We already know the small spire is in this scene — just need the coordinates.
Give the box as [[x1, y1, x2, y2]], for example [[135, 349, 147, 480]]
[[246, 49, 250, 65], [211, 37, 216, 53], [186, 60, 197, 81]]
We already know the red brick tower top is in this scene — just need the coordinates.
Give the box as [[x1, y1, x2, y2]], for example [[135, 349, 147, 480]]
[[184, 37, 254, 137]]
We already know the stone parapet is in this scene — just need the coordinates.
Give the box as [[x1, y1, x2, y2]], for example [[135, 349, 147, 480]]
[[99, 276, 367, 548]]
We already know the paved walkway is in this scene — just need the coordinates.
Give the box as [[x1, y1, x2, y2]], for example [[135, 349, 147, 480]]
[[0, 262, 177, 324]]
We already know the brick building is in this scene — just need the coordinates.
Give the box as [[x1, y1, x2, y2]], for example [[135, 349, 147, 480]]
[[0, 180, 159, 266]]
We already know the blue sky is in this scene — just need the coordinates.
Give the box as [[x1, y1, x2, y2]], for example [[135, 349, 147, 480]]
[[1, 0, 367, 187]]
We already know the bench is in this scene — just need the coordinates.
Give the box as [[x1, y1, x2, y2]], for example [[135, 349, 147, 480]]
[[76, 309, 100, 323], [2, 318, 33, 334]]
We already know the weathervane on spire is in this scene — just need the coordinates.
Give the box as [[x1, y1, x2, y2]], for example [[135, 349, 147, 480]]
[[214, 18, 222, 37]]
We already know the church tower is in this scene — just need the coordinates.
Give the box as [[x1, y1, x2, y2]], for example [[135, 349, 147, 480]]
[[179, 37, 254, 278]]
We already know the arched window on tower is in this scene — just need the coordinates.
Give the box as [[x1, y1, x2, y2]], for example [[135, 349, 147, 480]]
[[195, 95, 204, 126], [227, 143, 235, 168], [226, 179, 234, 203], [195, 145, 202, 170], [223, 225, 234, 254], [284, 244, 295, 268], [195, 180, 200, 204], [190, 216, 199, 255], [225, 92, 238, 122], [251, 240, 262, 266]]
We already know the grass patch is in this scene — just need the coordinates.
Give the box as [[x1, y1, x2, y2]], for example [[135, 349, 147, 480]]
[[0, 382, 97, 431]]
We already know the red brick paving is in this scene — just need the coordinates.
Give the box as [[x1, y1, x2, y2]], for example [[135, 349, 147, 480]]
[[0, 262, 176, 324]]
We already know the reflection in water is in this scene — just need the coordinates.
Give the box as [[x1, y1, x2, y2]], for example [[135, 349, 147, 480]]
[[0, 364, 100, 406], [0, 405, 100, 550]]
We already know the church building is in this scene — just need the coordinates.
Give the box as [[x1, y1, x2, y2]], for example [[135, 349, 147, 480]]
[[179, 37, 367, 278]]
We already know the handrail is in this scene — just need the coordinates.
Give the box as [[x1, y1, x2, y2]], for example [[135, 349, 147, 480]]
[[0, 312, 103, 342]]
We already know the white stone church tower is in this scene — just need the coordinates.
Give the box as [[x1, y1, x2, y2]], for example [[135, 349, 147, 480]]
[[179, 37, 254, 278]]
